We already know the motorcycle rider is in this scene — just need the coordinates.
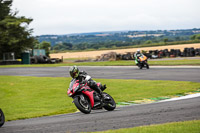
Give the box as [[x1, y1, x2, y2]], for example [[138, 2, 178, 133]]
[[134, 49, 144, 66], [69, 65, 107, 99]]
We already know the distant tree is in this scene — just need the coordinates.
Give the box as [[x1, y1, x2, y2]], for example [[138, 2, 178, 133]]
[[53, 45, 59, 51], [33, 39, 40, 49], [52, 43, 68, 51], [196, 35, 200, 40], [0, 0, 35, 59], [63, 42, 72, 50], [175, 37, 180, 41], [190, 35, 196, 40], [144, 40, 152, 44], [163, 38, 168, 44], [40, 41, 51, 57], [190, 34, 200, 40]]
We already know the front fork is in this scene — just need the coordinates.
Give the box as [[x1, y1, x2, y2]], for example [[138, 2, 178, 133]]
[[72, 95, 85, 102]]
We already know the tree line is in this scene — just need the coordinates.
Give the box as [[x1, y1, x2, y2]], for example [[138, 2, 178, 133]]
[[51, 34, 200, 52]]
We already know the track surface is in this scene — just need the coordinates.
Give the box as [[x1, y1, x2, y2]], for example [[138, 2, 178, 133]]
[[0, 66, 200, 82], [0, 66, 200, 133], [1, 97, 200, 133]]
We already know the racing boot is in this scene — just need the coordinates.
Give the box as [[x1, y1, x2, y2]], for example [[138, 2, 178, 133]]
[[94, 85, 110, 101]]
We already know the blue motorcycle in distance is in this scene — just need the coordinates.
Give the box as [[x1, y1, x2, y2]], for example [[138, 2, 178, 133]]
[[0, 109, 5, 127]]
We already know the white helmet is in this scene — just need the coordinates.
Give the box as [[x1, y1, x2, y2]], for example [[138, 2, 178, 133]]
[[137, 49, 140, 52]]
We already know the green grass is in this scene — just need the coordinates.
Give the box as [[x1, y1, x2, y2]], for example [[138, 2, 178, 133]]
[[0, 59, 200, 68], [0, 76, 200, 121], [149, 59, 200, 66], [0, 63, 67, 68], [90, 120, 200, 133]]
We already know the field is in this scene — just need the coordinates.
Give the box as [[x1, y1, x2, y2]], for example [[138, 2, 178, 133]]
[[0, 76, 200, 121], [50, 43, 200, 59]]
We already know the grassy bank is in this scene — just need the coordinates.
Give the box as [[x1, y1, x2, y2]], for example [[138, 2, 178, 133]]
[[0, 58, 200, 68], [0, 76, 200, 121], [91, 120, 200, 133]]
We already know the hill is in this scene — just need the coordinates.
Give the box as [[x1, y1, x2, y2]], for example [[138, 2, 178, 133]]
[[38, 28, 200, 48]]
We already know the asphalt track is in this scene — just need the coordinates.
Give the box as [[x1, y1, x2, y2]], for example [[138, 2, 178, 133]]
[[0, 66, 200, 82], [0, 66, 200, 133]]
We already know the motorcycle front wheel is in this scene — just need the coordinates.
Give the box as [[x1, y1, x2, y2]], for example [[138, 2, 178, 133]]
[[146, 63, 149, 69], [139, 63, 143, 69], [74, 95, 91, 114], [103, 92, 116, 111], [0, 109, 5, 127]]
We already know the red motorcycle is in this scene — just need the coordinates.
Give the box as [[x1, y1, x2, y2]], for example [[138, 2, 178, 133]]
[[67, 79, 116, 114]]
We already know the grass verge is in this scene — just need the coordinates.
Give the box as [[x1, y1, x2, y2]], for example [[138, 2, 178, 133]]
[[0, 76, 200, 121], [0, 59, 200, 68], [90, 120, 200, 133], [149, 59, 200, 66]]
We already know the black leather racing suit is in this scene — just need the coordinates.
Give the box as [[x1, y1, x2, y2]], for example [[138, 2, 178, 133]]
[[74, 71, 103, 94]]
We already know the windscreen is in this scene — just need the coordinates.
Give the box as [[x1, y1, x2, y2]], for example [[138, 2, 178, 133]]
[[69, 79, 76, 90]]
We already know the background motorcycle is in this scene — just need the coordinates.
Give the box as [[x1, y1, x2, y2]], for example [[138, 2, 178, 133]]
[[67, 79, 116, 114], [0, 109, 5, 127], [138, 55, 149, 69]]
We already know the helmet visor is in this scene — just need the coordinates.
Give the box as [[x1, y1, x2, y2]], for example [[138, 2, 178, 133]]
[[72, 71, 79, 78], [70, 70, 79, 78]]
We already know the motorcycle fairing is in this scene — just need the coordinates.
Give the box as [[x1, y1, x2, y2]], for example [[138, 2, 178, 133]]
[[139, 55, 147, 61], [82, 90, 95, 108], [68, 79, 81, 96]]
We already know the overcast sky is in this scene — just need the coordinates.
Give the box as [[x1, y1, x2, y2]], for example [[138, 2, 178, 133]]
[[12, 0, 200, 36]]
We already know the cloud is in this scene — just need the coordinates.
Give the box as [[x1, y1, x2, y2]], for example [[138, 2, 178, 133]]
[[12, 0, 200, 35]]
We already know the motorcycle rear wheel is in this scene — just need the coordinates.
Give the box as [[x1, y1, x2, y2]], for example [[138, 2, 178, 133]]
[[74, 95, 91, 114], [0, 109, 5, 127], [103, 92, 116, 111]]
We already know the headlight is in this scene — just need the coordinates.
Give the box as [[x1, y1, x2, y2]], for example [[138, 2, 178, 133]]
[[68, 93, 72, 97], [67, 89, 73, 97]]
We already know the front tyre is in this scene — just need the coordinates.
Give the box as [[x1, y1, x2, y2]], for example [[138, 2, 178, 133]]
[[74, 95, 91, 114], [146, 63, 149, 69], [0, 109, 5, 127], [140, 63, 143, 69], [103, 92, 116, 111], [138, 63, 142, 69]]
